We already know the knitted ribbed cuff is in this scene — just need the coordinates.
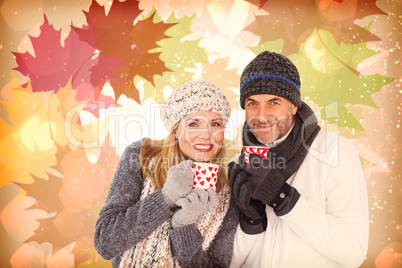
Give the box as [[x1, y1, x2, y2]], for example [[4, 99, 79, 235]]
[[242, 213, 264, 225], [143, 190, 175, 219], [254, 169, 285, 205], [169, 224, 204, 255], [268, 183, 292, 209], [274, 185, 300, 216], [239, 213, 267, 235]]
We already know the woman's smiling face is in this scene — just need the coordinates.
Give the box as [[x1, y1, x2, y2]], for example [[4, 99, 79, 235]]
[[175, 111, 225, 162]]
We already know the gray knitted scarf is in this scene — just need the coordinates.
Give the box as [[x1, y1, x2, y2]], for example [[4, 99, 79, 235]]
[[242, 101, 321, 179], [119, 177, 231, 268]]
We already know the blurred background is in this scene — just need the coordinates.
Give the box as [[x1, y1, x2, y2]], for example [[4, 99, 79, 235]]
[[0, 0, 400, 267]]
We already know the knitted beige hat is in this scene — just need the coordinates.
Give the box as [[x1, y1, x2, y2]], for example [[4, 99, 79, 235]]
[[160, 79, 231, 131]]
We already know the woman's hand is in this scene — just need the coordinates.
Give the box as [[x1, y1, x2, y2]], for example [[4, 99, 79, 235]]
[[171, 187, 219, 228], [162, 160, 194, 208]]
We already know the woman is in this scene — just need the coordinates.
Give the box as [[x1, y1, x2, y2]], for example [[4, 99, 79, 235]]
[[94, 79, 239, 267]]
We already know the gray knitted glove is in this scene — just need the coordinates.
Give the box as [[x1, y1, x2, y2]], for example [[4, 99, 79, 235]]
[[162, 160, 194, 208], [171, 188, 219, 228]]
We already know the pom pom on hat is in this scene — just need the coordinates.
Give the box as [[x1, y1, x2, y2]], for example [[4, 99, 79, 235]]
[[240, 51, 302, 109], [160, 79, 231, 131]]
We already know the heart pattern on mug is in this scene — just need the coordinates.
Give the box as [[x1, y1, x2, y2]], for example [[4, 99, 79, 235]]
[[192, 162, 219, 190], [244, 146, 269, 164]]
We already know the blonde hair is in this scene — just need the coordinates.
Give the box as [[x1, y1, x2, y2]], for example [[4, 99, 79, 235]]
[[139, 123, 228, 191]]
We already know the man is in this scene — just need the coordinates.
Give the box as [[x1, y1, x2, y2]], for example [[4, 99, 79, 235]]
[[229, 51, 369, 267]]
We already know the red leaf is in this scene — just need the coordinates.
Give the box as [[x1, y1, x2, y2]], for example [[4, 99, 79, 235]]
[[13, 16, 71, 92], [83, 0, 142, 59], [81, 1, 175, 102], [244, 0, 385, 55], [12, 15, 120, 98], [324, 0, 386, 45], [258, 0, 268, 9], [12, 15, 121, 118]]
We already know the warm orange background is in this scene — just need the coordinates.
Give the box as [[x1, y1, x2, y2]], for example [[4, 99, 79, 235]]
[[0, 0, 401, 267]]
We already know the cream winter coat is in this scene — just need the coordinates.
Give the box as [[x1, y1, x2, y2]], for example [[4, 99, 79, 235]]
[[230, 130, 369, 268]]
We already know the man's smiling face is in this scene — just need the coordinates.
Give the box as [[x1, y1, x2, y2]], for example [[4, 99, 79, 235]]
[[245, 94, 298, 145]]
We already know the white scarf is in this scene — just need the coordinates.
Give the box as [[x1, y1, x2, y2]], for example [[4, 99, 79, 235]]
[[119, 177, 231, 267]]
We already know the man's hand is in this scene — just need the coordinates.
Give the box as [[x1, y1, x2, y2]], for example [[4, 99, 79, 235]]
[[228, 160, 267, 233], [241, 154, 286, 206]]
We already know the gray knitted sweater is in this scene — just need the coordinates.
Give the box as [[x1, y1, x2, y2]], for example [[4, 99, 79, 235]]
[[94, 141, 240, 267]]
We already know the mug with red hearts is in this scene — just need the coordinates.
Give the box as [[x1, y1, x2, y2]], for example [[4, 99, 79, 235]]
[[243, 146, 269, 164], [192, 162, 219, 190]]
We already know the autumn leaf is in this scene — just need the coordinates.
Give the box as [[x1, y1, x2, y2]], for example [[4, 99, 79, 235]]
[[289, 29, 394, 131], [11, 15, 120, 119], [79, 0, 176, 102], [82, 0, 143, 59], [58, 146, 117, 213], [12, 15, 72, 93], [129, 12, 176, 83], [321, 0, 386, 45], [14, 173, 64, 214], [257, 0, 269, 9], [16, 136, 118, 256], [12, 15, 120, 97], [1, 191, 49, 243], [11, 0, 175, 111], [0, 76, 113, 188], [244, 0, 385, 55], [0, 185, 27, 265], [10, 242, 75, 268], [0, 82, 58, 188], [0, 102, 14, 127], [357, 3, 401, 79], [138, 0, 197, 21], [202, 57, 240, 106], [46, 81, 114, 156], [25, 209, 95, 255], [140, 13, 207, 103], [18, 174, 87, 255]]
